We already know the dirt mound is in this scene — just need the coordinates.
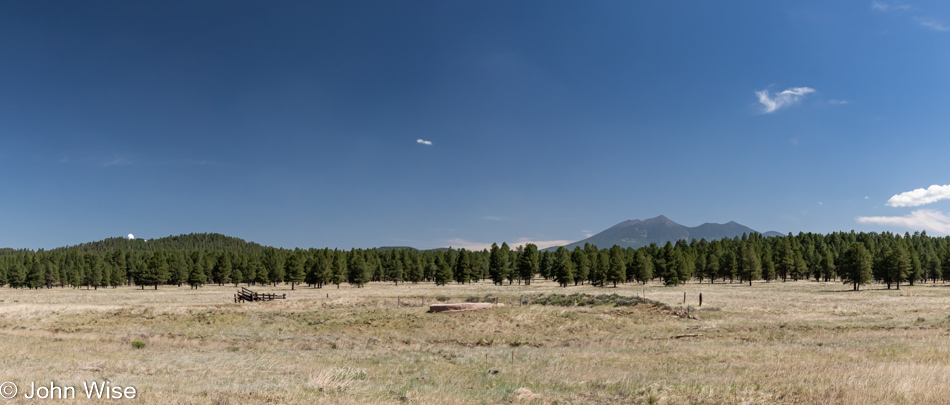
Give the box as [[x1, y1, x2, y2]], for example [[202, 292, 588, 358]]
[[428, 303, 505, 313]]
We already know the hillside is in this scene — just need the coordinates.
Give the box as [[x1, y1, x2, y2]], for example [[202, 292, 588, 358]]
[[50, 232, 265, 254]]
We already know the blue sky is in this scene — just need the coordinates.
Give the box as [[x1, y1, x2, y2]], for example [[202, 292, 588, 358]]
[[2, 1, 950, 250]]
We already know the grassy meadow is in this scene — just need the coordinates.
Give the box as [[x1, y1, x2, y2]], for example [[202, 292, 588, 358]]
[[2, 280, 950, 404]]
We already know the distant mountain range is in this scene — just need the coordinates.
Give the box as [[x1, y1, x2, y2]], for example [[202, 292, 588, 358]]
[[549, 215, 782, 251]]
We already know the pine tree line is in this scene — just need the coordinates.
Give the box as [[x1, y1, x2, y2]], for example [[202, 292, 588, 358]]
[[1, 231, 948, 290]]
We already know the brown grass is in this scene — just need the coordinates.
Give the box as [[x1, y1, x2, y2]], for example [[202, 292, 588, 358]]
[[2, 280, 950, 403]]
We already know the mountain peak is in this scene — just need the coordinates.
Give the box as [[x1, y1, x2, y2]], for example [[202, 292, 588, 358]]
[[642, 215, 677, 225], [550, 216, 760, 251], [606, 219, 642, 230]]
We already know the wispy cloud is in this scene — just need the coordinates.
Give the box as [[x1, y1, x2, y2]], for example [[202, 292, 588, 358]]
[[416, 139, 433, 146], [60, 153, 133, 167], [581, 230, 594, 238], [873, 2, 949, 33], [102, 156, 132, 167], [872, 1, 913, 12], [828, 99, 850, 105], [756, 87, 816, 114], [917, 18, 950, 31], [857, 209, 950, 234], [445, 237, 573, 251], [885, 184, 950, 207]]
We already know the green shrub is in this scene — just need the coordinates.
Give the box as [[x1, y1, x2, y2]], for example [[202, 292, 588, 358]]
[[524, 293, 667, 309], [131, 340, 146, 349]]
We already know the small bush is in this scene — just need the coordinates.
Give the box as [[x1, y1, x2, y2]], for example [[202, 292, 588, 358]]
[[131, 340, 146, 349], [228, 346, 240, 352], [435, 296, 450, 302]]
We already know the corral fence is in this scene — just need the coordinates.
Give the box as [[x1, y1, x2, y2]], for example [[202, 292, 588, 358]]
[[235, 287, 287, 303]]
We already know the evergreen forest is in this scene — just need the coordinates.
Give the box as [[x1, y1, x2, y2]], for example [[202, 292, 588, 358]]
[[0, 231, 947, 292]]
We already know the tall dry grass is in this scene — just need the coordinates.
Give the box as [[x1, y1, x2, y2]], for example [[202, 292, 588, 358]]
[[1, 280, 950, 403]]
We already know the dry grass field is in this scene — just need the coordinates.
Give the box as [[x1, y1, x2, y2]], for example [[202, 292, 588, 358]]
[[2, 280, 950, 404]]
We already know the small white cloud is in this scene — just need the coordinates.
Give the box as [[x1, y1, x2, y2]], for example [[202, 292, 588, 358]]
[[818, 202, 823, 205], [416, 139, 433, 146], [857, 209, 950, 234], [445, 238, 493, 251], [128, 233, 134, 240], [872, 1, 912, 12], [756, 87, 816, 114], [828, 99, 850, 105], [581, 230, 594, 238], [865, 196, 870, 199], [918, 18, 950, 32], [886, 184, 950, 207], [102, 155, 132, 167]]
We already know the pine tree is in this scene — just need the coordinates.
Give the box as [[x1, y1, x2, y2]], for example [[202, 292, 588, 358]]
[[143, 251, 168, 289], [516, 244, 539, 285], [720, 250, 737, 283], [607, 245, 626, 287], [251, 256, 268, 285], [776, 239, 794, 282], [705, 252, 719, 283], [213, 252, 233, 286], [166, 252, 187, 287], [488, 243, 507, 285], [403, 250, 422, 283], [9, 259, 26, 288], [539, 250, 554, 280], [885, 244, 912, 290], [26, 257, 45, 289], [454, 249, 471, 284], [762, 256, 776, 282], [739, 243, 762, 286], [926, 254, 941, 283], [571, 247, 590, 285], [553, 247, 575, 287], [286, 250, 305, 290], [635, 250, 654, 284], [841, 243, 873, 291], [820, 249, 836, 282], [187, 252, 207, 288], [84, 253, 102, 290], [389, 251, 404, 286], [110, 250, 127, 287], [434, 254, 453, 286], [262, 248, 285, 286], [347, 250, 369, 287]]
